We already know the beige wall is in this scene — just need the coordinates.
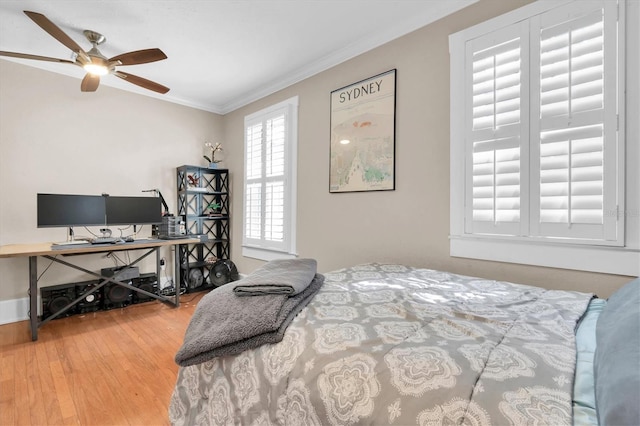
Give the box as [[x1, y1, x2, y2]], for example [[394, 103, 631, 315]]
[[0, 60, 222, 300], [223, 0, 633, 298], [0, 0, 634, 306]]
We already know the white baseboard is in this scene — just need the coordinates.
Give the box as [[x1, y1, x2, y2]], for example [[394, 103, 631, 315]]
[[0, 296, 40, 325]]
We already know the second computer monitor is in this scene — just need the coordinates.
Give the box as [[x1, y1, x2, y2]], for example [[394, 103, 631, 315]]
[[105, 196, 162, 225]]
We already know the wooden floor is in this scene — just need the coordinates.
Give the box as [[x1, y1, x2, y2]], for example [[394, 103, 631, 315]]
[[0, 293, 205, 426]]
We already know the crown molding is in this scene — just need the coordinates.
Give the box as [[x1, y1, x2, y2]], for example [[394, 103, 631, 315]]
[[218, 0, 477, 114]]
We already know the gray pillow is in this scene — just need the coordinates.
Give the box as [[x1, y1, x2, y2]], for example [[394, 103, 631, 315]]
[[594, 278, 640, 426]]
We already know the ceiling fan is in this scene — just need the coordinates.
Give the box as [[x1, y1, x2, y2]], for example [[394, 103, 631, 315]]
[[0, 10, 169, 94]]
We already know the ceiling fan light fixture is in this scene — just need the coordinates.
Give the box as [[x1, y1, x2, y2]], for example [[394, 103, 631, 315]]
[[83, 44, 109, 76], [0, 12, 169, 94], [84, 63, 108, 76]]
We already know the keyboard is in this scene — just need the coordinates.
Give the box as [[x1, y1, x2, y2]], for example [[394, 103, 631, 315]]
[[90, 237, 118, 244], [52, 240, 88, 246]]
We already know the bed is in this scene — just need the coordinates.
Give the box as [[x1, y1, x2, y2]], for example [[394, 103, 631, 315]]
[[169, 262, 640, 425]]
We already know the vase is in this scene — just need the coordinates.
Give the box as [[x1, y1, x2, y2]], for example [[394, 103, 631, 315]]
[[209, 162, 218, 169]]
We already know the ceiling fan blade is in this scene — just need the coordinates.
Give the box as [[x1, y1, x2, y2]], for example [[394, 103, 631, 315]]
[[0, 51, 77, 65], [81, 74, 100, 92], [113, 71, 170, 94], [23, 11, 90, 63], [109, 48, 167, 66]]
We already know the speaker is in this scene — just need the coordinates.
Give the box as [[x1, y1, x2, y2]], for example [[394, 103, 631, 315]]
[[131, 273, 158, 304], [75, 280, 102, 314], [41, 283, 77, 320], [103, 282, 132, 309]]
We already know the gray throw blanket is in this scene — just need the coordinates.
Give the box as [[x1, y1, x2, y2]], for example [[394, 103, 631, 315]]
[[175, 271, 324, 367], [233, 258, 317, 296]]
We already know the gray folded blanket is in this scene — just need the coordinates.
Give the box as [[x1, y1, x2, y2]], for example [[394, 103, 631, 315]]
[[175, 272, 324, 367], [233, 258, 317, 296]]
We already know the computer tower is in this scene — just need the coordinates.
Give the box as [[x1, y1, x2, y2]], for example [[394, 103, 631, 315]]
[[41, 283, 77, 320], [158, 216, 186, 239], [131, 273, 158, 304], [103, 282, 133, 309], [75, 280, 102, 314]]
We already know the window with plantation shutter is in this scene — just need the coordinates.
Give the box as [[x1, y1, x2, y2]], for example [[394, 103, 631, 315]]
[[530, 3, 618, 242], [465, 24, 528, 236], [450, 0, 639, 275], [243, 97, 298, 261]]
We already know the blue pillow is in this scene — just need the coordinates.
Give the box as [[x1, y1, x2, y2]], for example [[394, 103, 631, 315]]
[[594, 278, 640, 426]]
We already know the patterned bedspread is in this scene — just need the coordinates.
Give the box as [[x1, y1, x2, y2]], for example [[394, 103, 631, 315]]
[[170, 264, 593, 425]]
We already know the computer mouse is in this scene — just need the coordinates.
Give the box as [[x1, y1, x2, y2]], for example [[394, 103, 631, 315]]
[[124, 236, 134, 242]]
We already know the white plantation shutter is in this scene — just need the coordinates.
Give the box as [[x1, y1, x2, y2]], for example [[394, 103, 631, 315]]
[[246, 123, 262, 179], [530, 1, 619, 242], [245, 182, 261, 239], [245, 123, 263, 239], [244, 111, 286, 249], [265, 181, 284, 241], [264, 116, 286, 242], [459, 0, 621, 245], [243, 97, 298, 257], [465, 23, 528, 236]]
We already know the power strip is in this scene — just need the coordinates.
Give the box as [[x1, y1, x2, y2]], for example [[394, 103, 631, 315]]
[[159, 286, 186, 297]]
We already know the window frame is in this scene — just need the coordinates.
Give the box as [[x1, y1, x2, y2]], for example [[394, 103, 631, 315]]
[[242, 96, 298, 261], [449, 0, 640, 276]]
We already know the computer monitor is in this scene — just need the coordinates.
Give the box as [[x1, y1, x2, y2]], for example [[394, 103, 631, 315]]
[[105, 196, 162, 225], [37, 194, 106, 228]]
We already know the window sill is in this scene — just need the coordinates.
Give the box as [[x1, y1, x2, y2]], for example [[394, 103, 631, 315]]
[[450, 236, 640, 276], [242, 245, 297, 262]]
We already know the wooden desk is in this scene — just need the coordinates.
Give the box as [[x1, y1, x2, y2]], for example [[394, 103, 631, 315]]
[[0, 238, 200, 340]]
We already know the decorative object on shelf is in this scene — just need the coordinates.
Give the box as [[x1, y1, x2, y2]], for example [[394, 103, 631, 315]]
[[330, 69, 396, 193], [206, 202, 223, 217], [187, 174, 200, 187], [204, 142, 223, 169], [187, 174, 207, 192]]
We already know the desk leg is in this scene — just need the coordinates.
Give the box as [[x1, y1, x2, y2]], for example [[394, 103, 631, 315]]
[[174, 246, 180, 307], [29, 256, 38, 341]]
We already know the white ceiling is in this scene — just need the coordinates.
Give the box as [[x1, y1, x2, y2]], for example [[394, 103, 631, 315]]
[[0, 0, 475, 114]]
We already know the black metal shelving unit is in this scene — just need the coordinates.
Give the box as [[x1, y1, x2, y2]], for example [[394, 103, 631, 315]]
[[176, 165, 230, 292]]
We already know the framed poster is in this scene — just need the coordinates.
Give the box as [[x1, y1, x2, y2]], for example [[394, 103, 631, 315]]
[[329, 69, 396, 193]]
